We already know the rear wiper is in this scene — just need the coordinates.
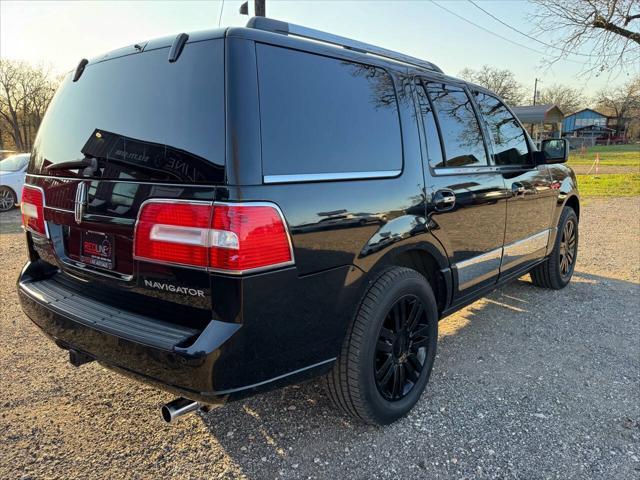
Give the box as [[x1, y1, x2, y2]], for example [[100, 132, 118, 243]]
[[45, 157, 99, 177]]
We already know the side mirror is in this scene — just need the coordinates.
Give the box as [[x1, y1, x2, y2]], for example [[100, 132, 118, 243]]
[[538, 138, 569, 164]]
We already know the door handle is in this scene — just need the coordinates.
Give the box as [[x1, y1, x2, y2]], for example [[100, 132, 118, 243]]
[[433, 189, 456, 211], [511, 182, 526, 196]]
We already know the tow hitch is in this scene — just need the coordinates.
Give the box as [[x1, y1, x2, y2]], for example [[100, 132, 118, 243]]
[[69, 349, 94, 367]]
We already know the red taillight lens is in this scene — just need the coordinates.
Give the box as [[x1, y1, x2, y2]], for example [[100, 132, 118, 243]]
[[134, 202, 213, 268], [211, 205, 293, 272], [21, 185, 47, 236], [134, 201, 293, 273]]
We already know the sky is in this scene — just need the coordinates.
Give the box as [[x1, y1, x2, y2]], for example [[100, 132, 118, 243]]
[[1, 0, 637, 99]]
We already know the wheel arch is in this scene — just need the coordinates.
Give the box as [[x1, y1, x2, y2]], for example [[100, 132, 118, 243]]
[[356, 241, 452, 316], [564, 194, 580, 220]]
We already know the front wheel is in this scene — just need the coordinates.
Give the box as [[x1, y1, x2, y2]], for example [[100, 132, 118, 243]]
[[0, 187, 17, 212], [531, 206, 578, 289], [324, 267, 438, 425]]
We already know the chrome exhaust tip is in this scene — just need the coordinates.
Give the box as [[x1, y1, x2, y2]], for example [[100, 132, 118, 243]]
[[161, 397, 202, 423]]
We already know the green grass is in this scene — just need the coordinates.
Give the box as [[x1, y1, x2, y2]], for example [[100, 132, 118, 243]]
[[577, 173, 640, 197], [568, 144, 640, 167]]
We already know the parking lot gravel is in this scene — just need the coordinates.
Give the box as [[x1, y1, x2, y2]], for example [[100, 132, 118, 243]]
[[1, 197, 638, 479]]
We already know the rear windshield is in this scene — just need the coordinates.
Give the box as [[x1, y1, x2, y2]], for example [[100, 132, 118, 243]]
[[31, 39, 225, 183]]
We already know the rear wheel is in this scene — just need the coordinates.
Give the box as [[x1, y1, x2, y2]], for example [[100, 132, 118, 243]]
[[531, 206, 578, 289], [0, 187, 17, 212], [324, 267, 438, 425]]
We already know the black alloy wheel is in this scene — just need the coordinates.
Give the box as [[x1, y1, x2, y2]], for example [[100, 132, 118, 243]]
[[559, 218, 576, 278], [325, 267, 438, 425], [374, 294, 430, 401], [530, 206, 578, 290]]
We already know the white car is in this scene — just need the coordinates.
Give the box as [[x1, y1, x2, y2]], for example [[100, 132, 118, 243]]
[[0, 153, 30, 212]]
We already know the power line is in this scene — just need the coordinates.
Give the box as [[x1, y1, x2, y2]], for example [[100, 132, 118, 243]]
[[218, 0, 225, 27], [429, 1, 587, 65], [467, 0, 600, 58]]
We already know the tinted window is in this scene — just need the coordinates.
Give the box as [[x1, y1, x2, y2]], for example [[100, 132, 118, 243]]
[[474, 92, 530, 165], [257, 44, 402, 176], [426, 84, 488, 168], [416, 84, 444, 168], [31, 39, 225, 183]]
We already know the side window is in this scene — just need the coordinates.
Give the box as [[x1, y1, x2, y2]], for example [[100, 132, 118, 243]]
[[416, 83, 444, 168], [256, 44, 402, 177], [426, 83, 488, 168], [474, 92, 531, 166]]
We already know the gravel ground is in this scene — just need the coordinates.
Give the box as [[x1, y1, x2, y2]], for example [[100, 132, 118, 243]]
[[1, 197, 639, 480]]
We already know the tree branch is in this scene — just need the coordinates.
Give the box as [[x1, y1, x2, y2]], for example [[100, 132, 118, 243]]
[[593, 14, 640, 44]]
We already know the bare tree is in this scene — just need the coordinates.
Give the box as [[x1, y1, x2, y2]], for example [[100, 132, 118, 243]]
[[593, 76, 640, 137], [0, 59, 59, 152], [538, 84, 586, 114], [458, 65, 525, 106], [530, 0, 640, 75]]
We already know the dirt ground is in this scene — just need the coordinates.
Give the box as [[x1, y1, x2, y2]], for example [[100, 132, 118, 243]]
[[0, 198, 638, 479], [571, 165, 640, 175]]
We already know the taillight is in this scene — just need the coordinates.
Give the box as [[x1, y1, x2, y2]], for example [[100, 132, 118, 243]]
[[134, 201, 294, 274], [21, 185, 48, 237]]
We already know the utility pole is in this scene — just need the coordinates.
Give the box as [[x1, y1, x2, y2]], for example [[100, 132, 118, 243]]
[[255, 0, 266, 17], [532, 78, 540, 106], [531, 78, 541, 139]]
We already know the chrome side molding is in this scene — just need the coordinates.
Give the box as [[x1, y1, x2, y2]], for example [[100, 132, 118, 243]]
[[263, 170, 401, 184]]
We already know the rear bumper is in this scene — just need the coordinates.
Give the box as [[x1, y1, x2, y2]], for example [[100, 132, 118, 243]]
[[18, 260, 357, 404], [18, 268, 239, 404]]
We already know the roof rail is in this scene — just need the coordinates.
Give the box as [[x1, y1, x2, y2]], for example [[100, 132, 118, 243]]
[[246, 17, 443, 74]]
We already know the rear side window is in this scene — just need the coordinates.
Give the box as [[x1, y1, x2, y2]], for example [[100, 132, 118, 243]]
[[256, 44, 402, 178], [473, 92, 531, 165], [426, 84, 488, 168], [416, 83, 444, 168]]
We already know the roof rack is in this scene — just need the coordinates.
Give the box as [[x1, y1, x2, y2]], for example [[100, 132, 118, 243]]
[[246, 17, 443, 74]]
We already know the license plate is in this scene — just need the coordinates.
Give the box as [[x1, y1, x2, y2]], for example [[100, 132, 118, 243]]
[[80, 231, 115, 270]]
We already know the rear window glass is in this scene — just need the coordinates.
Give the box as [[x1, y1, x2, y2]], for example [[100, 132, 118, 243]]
[[256, 44, 402, 177], [31, 39, 225, 183]]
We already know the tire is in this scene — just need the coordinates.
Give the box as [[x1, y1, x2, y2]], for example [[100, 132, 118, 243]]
[[0, 186, 17, 212], [531, 206, 578, 289], [324, 267, 438, 425]]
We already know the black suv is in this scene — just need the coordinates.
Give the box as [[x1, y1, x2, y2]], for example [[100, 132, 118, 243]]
[[18, 18, 579, 425]]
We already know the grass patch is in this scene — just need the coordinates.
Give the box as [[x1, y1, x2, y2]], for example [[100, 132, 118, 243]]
[[590, 144, 640, 153], [569, 144, 640, 167], [577, 173, 640, 197]]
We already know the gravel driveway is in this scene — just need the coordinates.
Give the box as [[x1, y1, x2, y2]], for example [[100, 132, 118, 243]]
[[1, 197, 638, 479]]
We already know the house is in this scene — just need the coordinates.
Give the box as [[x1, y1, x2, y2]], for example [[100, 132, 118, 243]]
[[511, 104, 564, 142], [562, 108, 615, 139]]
